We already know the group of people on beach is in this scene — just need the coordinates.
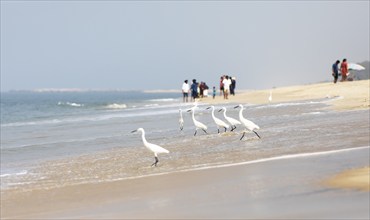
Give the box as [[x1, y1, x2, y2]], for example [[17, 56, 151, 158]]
[[332, 58, 349, 84], [219, 75, 236, 100], [181, 75, 237, 102], [181, 79, 210, 102]]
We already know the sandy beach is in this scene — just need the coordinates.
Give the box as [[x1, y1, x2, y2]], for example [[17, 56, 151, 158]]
[[202, 79, 370, 111], [1, 80, 369, 219], [2, 147, 369, 219]]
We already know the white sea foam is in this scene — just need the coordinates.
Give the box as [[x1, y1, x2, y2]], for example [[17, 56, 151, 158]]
[[57, 101, 84, 107], [302, 111, 323, 115], [255, 101, 324, 109], [148, 98, 178, 102], [144, 104, 160, 107], [0, 170, 28, 177], [105, 103, 127, 109], [1, 119, 63, 127]]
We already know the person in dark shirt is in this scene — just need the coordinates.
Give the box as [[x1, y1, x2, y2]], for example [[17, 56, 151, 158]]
[[191, 79, 198, 101], [332, 60, 340, 84]]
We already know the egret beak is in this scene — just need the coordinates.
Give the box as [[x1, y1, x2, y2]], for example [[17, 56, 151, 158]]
[[218, 109, 223, 112], [131, 130, 137, 133], [206, 107, 211, 110], [234, 105, 240, 109], [187, 109, 192, 112]]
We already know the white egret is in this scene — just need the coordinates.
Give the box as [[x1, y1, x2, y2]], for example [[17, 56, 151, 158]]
[[234, 104, 261, 140], [268, 90, 272, 103], [179, 109, 184, 131], [131, 128, 169, 167], [218, 107, 241, 131], [187, 106, 208, 136], [206, 106, 229, 133]]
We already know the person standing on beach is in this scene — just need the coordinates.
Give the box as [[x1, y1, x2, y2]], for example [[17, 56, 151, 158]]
[[191, 79, 198, 102], [182, 80, 190, 102], [219, 76, 224, 96], [340, 58, 348, 82], [222, 76, 232, 99], [212, 86, 216, 99], [332, 60, 340, 84], [199, 82, 205, 98], [230, 77, 236, 95]]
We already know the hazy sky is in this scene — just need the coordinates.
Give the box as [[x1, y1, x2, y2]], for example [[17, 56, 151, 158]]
[[1, 1, 369, 91]]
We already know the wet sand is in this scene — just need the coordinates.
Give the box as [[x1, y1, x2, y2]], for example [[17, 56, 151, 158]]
[[2, 147, 369, 219]]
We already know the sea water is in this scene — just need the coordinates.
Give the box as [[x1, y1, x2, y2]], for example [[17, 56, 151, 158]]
[[1, 91, 369, 191]]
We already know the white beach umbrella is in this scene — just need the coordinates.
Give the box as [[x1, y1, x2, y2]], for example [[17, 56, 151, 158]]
[[348, 63, 366, 71]]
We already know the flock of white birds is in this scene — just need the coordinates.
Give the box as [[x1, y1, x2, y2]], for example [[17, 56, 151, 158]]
[[132, 103, 261, 167]]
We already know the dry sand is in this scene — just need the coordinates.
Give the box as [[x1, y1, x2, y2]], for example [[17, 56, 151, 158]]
[[324, 166, 370, 191], [201, 79, 370, 111]]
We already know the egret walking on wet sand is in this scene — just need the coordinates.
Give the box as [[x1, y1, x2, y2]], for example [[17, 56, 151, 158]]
[[218, 107, 241, 131], [187, 106, 208, 136], [268, 90, 272, 103], [234, 104, 261, 140], [131, 128, 169, 167], [179, 109, 184, 131], [206, 106, 229, 133]]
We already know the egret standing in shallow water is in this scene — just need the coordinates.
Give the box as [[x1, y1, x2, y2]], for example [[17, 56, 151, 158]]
[[268, 90, 272, 103], [218, 107, 241, 131], [234, 104, 261, 140], [187, 106, 208, 136], [131, 128, 169, 167], [206, 106, 229, 133], [179, 109, 184, 131]]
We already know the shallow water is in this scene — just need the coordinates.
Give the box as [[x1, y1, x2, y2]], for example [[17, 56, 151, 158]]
[[1, 91, 369, 192]]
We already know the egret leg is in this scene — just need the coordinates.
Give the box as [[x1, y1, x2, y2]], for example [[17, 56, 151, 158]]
[[224, 127, 227, 132], [194, 130, 197, 136], [253, 130, 261, 139], [217, 128, 220, 134], [202, 129, 208, 134], [240, 132, 246, 140], [151, 157, 159, 167]]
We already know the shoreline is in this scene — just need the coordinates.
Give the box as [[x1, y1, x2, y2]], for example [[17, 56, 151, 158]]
[[2, 147, 369, 219], [199, 79, 370, 111]]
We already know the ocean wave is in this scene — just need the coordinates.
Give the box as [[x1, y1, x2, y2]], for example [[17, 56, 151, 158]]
[[1, 119, 63, 127], [144, 104, 160, 107], [0, 170, 28, 178], [105, 103, 127, 109], [57, 102, 84, 107], [1, 108, 179, 128], [254, 100, 324, 109], [148, 98, 179, 102]]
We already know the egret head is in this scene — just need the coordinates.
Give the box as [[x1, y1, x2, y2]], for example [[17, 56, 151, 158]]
[[187, 106, 196, 113], [131, 128, 144, 133], [234, 104, 243, 109]]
